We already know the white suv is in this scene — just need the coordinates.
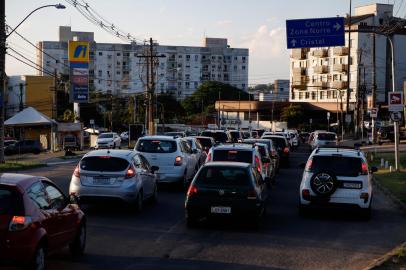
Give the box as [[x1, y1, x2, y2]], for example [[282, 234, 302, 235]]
[[299, 147, 377, 219], [134, 136, 199, 187]]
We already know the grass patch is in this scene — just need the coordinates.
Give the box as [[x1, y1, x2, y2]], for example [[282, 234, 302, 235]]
[[0, 161, 46, 172], [376, 243, 406, 269]]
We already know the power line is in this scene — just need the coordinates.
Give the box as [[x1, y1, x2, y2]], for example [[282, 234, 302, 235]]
[[6, 53, 55, 77]]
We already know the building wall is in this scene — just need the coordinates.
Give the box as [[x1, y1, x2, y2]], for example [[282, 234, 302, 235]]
[[25, 76, 54, 118], [37, 27, 249, 100], [6, 76, 25, 118]]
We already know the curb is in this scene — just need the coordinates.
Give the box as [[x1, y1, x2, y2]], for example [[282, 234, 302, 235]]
[[46, 160, 79, 166], [362, 243, 406, 270]]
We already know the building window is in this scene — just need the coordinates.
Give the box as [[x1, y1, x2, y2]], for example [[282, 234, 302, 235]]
[[305, 92, 310, 99], [185, 74, 190, 80], [117, 61, 121, 65], [212, 56, 216, 60], [299, 92, 303, 99], [186, 55, 190, 61], [117, 52, 121, 56], [178, 55, 182, 58], [242, 84, 246, 89], [234, 65, 237, 71], [311, 92, 316, 100], [98, 70, 102, 76], [195, 55, 199, 61], [98, 52, 103, 56], [107, 55, 112, 59], [194, 82, 198, 88], [242, 66, 246, 70], [116, 71, 121, 75]]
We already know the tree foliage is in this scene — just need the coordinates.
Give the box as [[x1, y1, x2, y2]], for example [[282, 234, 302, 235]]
[[280, 104, 304, 128]]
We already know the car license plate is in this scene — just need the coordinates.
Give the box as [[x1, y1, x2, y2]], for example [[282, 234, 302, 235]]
[[343, 182, 362, 189], [93, 177, 110, 185], [210, 206, 231, 214]]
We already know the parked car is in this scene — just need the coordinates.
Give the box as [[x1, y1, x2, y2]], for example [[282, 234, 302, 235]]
[[4, 139, 17, 147], [377, 125, 406, 145], [63, 134, 80, 151], [193, 136, 216, 154], [120, 131, 129, 141], [309, 131, 337, 150], [227, 130, 243, 143], [205, 143, 266, 181], [200, 130, 230, 144], [185, 162, 268, 227], [69, 150, 158, 211], [0, 173, 86, 269], [242, 138, 280, 174], [96, 132, 121, 149], [299, 147, 377, 219], [4, 139, 43, 155], [261, 135, 290, 167], [185, 137, 207, 167], [134, 136, 199, 188]]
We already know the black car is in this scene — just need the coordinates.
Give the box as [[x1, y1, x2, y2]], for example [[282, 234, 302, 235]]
[[4, 140, 43, 155], [185, 162, 268, 227], [200, 130, 230, 144], [262, 135, 290, 167], [243, 138, 280, 173]]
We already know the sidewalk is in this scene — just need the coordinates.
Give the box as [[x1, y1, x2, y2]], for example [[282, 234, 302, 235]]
[[5, 150, 88, 165]]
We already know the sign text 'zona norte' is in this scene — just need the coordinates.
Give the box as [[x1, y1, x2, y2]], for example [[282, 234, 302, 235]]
[[286, 17, 345, 49]]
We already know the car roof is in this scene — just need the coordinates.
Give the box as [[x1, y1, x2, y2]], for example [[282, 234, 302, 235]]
[[83, 149, 135, 159], [202, 162, 251, 168], [0, 173, 41, 190], [262, 135, 286, 139], [139, 135, 178, 141], [193, 136, 214, 140], [312, 147, 364, 158], [213, 144, 253, 150]]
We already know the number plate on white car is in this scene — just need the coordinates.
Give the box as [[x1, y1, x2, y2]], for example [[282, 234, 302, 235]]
[[93, 177, 110, 185], [342, 182, 362, 189], [210, 206, 231, 214]]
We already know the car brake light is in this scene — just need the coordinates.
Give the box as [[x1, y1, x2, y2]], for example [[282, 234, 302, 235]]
[[9, 216, 33, 231], [187, 185, 198, 197], [305, 159, 313, 171], [283, 147, 289, 153], [228, 150, 238, 154], [247, 189, 257, 200], [360, 192, 369, 203], [99, 156, 111, 159], [73, 164, 80, 177], [125, 166, 136, 179], [361, 162, 368, 175], [206, 152, 212, 162], [174, 156, 183, 166], [255, 156, 261, 172], [302, 189, 311, 201]]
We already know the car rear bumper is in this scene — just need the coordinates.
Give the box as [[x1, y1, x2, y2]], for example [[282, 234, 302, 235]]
[[300, 195, 371, 209], [154, 166, 185, 183]]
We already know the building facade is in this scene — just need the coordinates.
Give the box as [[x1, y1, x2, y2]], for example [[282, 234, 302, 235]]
[[254, 79, 290, 102], [289, 3, 406, 110], [37, 27, 249, 100]]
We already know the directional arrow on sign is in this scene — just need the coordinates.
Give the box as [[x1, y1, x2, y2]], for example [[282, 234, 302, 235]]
[[291, 39, 297, 47], [333, 22, 341, 31]]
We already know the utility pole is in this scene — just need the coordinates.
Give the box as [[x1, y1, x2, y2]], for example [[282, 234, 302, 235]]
[[0, 0, 5, 163], [346, 0, 352, 133], [371, 32, 377, 144]]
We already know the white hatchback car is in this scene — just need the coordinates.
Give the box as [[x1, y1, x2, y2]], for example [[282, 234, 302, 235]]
[[299, 147, 377, 219], [134, 136, 199, 187], [310, 131, 337, 150], [96, 132, 121, 149]]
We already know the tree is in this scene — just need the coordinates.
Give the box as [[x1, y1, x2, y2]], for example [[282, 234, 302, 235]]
[[156, 93, 186, 123], [181, 81, 250, 116], [280, 104, 304, 128]]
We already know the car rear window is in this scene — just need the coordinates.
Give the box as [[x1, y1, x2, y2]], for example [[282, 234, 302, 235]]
[[256, 146, 266, 157], [201, 131, 215, 138], [80, 156, 129, 172], [136, 140, 177, 153], [213, 132, 228, 143], [310, 156, 362, 177], [196, 138, 212, 148], [195, 166, 251, 186], [318, 133, 336, 140], [99, 133, 113, 139], [264, 137, 286, 149], [213, 149, 252, 163], [0, 187, 23, 215], [229, 131, 240, 140]]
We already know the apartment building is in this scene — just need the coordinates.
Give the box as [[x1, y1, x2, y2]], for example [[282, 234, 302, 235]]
[[37, 27, 249, 100], [289, 3, 406, 111]]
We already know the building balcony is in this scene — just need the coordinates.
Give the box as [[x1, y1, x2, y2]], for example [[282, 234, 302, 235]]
[[331, 81, 348, 89], [313, 81, 328, 89], [333, 47, 349, 56], [292, 75, 309, 89], [292, 67, 306, 76], [313, 65, 328, 74], [313, 49, 328, 58], [291, 48, 309, 60], [333, 64, 348, 73]]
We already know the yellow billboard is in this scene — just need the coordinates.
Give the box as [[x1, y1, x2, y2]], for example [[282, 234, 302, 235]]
[[68, 41, 90, 63]]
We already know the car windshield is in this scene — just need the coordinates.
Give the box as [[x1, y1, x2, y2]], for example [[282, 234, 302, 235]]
[[64, 137, 75, 142], [195, 166, 250, 187], [213, 149, 252, 163], [310, 156, 362, 177], [99, 133, 113, 139], [136, 139, 177, 153], [196, 138, 212, 148], [0, 186, 23, 215], [80, 156, 129, 172], [318, 133, 336, 140]]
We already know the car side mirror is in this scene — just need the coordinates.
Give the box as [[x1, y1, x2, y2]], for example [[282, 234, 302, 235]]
[[151, 166, 159, 173], [370, 166, 378, 173], [299, 162, 306, 169], [262, 157, 271, 164]]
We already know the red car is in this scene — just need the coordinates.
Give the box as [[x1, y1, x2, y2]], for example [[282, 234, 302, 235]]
[[0, 173, 86, 269]]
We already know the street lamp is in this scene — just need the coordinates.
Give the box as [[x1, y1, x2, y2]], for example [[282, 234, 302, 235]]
[[0, 3, 66, 163]]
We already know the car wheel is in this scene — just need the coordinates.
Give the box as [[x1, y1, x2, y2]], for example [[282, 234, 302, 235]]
[[135, 191, 143, 212], [309, 171, 338, 197], [29, 244, 46, 270], [69, 222, 86, 257]]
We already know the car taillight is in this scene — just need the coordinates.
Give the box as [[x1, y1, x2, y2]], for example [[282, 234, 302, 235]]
[[247, 189, 257, 200], [125, 166, 136, 179], [361, 162, 368, 175], [174, 156, 183, 166], [360, 192, 369, 203], [283, 147, 289, 153], [9, 216, 33, 231], [302, 189, 311, 201], [255, 156, 261, 172], [187, 185, 198, 197], [305, 159, 313, 171], [206, 152, 211, 162], [73, 164, 80, 177]]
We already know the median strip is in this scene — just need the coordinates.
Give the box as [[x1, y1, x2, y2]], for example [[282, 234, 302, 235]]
[[0, 161, 46, 172]]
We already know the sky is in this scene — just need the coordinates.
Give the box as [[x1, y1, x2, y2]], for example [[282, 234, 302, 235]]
[[5, 0, 401, 85]]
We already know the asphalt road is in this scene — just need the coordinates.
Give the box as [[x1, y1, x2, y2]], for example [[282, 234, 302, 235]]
[[15, 146, 406, 270]]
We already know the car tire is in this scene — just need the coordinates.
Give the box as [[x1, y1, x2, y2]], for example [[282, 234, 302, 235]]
[[135, 191, 143, 212], [69, 222, 86, 257], [309, 172, 338, 197], [28, 243, 46, 270]]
